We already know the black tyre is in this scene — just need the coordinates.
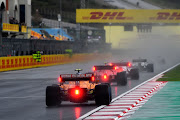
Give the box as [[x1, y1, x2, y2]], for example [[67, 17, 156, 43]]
[[116, 71, 127, 86], [103, 83, 112, 102], [147, 64, 154, 72], [46, 86, 61, 107], [95, 84, 111, 105], [130, 68, 139, 80]]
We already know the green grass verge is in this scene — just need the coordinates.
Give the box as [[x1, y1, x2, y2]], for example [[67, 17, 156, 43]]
[[143, 0, 180, 9], [158, 65, 180, 81]]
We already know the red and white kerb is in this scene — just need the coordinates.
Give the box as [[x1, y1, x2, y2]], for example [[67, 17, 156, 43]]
[[82, 81, 167, 120]]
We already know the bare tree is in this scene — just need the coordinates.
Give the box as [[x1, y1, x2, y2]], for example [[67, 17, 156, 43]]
[[32, 9, 42, 27]]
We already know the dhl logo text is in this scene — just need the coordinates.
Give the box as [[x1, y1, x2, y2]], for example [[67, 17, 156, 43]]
[[151, 12, 180, 20], [83, 12, 133, 20]]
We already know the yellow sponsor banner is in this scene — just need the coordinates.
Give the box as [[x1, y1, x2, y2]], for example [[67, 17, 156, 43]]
[[76, 9, 180, 23], [0, 53, 111, 72], [21, 26, 27, 33], [3, 23, 19, 32]]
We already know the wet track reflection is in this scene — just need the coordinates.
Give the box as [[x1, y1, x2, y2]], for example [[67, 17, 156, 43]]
[[75, 107, 81, 119], [114, 87, 118, 97]]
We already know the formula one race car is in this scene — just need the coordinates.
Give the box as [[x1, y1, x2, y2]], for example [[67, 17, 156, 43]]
[[132, 58, 154, 72], [93, 64, 127, 86], [46, 69, 112, 107], [109, 62, 139, 80]]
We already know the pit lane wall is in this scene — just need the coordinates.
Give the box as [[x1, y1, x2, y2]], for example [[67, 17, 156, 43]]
[[0, 54, 110, 72]]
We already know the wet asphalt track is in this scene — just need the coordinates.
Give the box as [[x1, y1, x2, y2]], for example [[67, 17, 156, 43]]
[[0, 51, 179, 120]]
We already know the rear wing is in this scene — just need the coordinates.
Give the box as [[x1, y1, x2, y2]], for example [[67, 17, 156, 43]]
[[110, 62, 131, 67], [93, 65, 115, 70], [132, 59, 147, 62], [60, 73, 94, 81]]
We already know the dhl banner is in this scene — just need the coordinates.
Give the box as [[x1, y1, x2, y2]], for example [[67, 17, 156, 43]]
[[3, 23, 19, 32], [21, 26, 27, 33], [76, 9, 180, 23], [0, 53, 111, 72]]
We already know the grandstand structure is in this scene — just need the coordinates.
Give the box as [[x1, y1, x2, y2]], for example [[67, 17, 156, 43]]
[[0, 0, 110, 57], [0, 0, 31, 38]]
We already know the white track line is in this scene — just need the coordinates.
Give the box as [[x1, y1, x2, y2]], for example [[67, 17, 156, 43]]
[[77, 63, 180, 120]]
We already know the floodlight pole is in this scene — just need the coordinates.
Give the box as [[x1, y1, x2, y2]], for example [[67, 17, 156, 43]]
[[58, 14, 61, 40], [59, 0, 62, 40], [109, 23, 112, 43], [0, 10, 3, 56], [81, 0, 86, 8], [80, 0, 86, 41], [0, 10, 2, 45]]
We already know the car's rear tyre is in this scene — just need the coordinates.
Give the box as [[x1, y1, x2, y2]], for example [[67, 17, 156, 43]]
[[46, 86, 61, 107], [116, 71, 127, 86], [95, 84, 111, 105], [130, 68, 139, 80], [103, 83, 112, 102], [147, 64, 154, 72]]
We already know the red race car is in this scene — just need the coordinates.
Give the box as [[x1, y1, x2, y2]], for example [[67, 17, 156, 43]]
[[46, 69, 112, 107], [93, 64, 127, 86], [109, 62, 139, 80]]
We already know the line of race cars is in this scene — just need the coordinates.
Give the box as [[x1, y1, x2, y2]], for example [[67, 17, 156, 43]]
[[46, 58, 154, 107]]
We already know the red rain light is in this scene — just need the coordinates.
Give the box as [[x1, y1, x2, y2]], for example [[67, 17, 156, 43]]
[[109, 63, 113, 66], [91, 76, 95, 81], [128, 62, 132, 67], [75, 89, 79, 95], [59, 77, 62, 82], [104, 74, 107, 79], [114, 66, 117, 70], [93, 67, 96, 71]]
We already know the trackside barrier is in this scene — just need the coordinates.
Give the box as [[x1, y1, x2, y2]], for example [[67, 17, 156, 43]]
[[0, 53, 111, 72]]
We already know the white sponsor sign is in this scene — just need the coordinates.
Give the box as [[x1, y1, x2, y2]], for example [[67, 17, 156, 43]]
[[60, 74, 93, 78]]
